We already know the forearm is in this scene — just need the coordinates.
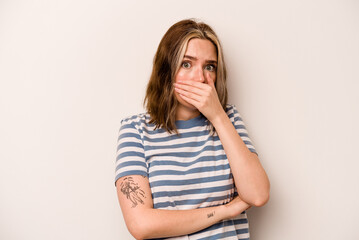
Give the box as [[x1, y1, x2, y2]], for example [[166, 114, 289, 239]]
[[126, 201, 248, 239], [137, 205, 223, 239], [212, 111, 270, 206]]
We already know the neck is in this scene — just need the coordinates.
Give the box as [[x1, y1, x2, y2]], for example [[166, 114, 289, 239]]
[[175, 105, 201, 121]]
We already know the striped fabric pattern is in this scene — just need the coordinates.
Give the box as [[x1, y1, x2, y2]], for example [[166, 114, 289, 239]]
[[115, 104, 257, 240]]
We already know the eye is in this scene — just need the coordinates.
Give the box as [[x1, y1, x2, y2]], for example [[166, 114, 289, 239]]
[[181, 61, 191, 69], [205, 64, 216, 72]]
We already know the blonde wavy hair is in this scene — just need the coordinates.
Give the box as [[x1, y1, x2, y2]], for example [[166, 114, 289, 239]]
[[144, 19, 228, 135]]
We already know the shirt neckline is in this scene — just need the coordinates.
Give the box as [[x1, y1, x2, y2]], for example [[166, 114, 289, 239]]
[[175, 113, 207, 128]]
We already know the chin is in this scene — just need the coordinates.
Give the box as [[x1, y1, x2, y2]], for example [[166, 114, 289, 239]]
[[183, 102, 197, 111], [179, 100, 199, 113], [175, 93, 198, 111]]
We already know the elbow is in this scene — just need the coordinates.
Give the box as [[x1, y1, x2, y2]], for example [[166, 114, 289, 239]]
[[127, 221, 147, 240], [251, 177, 271, 207], [126, 215, 153, 240], [252, 192, 270, 207], [128, 228, 145, 240]]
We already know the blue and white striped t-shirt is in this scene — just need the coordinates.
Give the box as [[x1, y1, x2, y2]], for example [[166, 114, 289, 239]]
[[115, 104, 257, 240]]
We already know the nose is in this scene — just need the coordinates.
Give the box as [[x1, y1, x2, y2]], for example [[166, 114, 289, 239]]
[[194, 67, 205, 83]]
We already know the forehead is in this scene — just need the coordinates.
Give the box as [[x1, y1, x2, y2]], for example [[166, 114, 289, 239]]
[[184, 38, 217, 61]]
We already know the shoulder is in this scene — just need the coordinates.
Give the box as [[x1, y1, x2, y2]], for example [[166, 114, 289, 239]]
[[118, 113, 152, 138], [225, 103, 240, 116], [120, 112, 149, 128], [225, 104, 246, 125], [225, 103, 236, 113]]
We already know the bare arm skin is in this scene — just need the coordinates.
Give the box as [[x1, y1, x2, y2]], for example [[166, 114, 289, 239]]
[[116, 175, 250, 240]]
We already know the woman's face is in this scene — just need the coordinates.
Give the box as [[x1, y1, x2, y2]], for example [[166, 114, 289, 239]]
[[174, 38, 218, 112]]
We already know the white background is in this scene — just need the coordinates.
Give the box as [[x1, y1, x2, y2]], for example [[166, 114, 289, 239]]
[[1, 0, 358, 239]]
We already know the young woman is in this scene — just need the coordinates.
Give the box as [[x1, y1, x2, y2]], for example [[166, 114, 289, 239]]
[[115, 19, 270, 240]]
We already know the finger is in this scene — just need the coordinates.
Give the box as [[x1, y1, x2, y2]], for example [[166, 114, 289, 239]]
[[174, 82, 207, 96], [176, 80, 209, 91], [178, 92, 199, 107], [174, 87, 202, 102], [206, 76, 215, 88]]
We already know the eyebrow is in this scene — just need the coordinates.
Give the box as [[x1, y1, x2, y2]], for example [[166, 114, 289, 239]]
[[183, 55, 217, 64]]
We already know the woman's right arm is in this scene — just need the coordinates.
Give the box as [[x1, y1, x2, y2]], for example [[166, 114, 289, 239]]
[[116, 175, 250, 240]]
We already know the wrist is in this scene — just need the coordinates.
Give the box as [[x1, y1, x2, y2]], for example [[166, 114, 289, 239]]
[[209, 109, 228, 127], [218, 204, 231, 220]]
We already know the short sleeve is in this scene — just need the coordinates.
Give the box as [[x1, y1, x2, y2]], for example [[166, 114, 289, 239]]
[[228, 104, 258, 156], [114, 119, 148, 186]]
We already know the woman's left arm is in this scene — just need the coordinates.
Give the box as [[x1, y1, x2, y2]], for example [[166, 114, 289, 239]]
[[174, 78, 270, 207]]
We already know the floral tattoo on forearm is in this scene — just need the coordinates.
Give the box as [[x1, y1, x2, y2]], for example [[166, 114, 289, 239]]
[[120, 177, 146, 208]]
